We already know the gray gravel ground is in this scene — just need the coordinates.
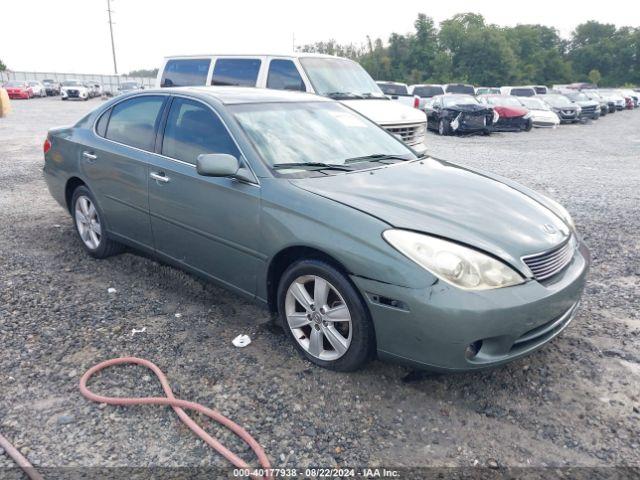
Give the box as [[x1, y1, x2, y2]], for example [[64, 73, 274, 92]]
[[1, 97, 639, 477]]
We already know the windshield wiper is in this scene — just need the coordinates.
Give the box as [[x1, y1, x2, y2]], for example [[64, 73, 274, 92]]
[[324, 91, 364, 99], [361, 92, 387, 99], [272, 162, 355, 172], [344, 154, 411, 165]]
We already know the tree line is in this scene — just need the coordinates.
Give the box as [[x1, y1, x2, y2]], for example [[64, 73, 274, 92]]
[[300, 13, 640, 87]]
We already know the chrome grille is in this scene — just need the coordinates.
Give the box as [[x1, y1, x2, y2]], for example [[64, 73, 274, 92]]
[[383, 122, 425, 146], [523, 237, 575, 281]]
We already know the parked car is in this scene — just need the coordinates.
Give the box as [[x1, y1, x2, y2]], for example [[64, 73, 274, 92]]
[[581, 90, 609, 116], [409, 84, 445, 109], [537, 94, 581, 123], [61, 80, 90, 101], [500, 86, 537, 97], [376, 81, 420, 109], [598, 90, 626, 111], [27, 81, 47, 98], [620, 89, 639, 107], [478, 95, 533, 132], [156, 54, 427, 153], [475, 87, 500, 95], [117, 81, 144, 95], [562, 91, 601, 120], [42, 79, 61, 96], [43, 86, 589, 372], [409, 84, 445, 98], [3, 81, 33, 99], [517, 97, 560, 128], [425, 94, 495, 135], [87, 81, 103, 98], [443, 83, 475, 95]]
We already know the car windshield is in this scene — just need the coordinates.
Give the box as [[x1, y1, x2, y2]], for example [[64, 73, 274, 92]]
[[519, 98, 549, 110], [119, 82, 140, 90], [231, 101, 415, 172], [5, 81, 25, 87], [484, 96, 522, 107], [567, 92, 589, 102], [445, 84, 475, 94], [28, 82, 39, 86], [443, 95, 480, 107], [62, 80, 82, 86], [412, 85, 444, 97], [378, 83, 408, 95], [541, 95, 573, 107], [299, 57, 384, 98]]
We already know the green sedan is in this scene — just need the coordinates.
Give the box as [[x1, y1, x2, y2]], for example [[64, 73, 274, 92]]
[[43, 87, 590, 372]]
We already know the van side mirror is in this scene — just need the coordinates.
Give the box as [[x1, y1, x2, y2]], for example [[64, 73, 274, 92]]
[[196, 154, 239, 177]]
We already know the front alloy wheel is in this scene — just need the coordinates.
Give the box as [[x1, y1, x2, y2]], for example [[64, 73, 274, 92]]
[[285, 275, 352, 361], [278, 259, 375, 371]]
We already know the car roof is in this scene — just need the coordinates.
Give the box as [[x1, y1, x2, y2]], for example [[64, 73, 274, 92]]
[[163, 52, 340, 60], [146, 86, 331, 105]]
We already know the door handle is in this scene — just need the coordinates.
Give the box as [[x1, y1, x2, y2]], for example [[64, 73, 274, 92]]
[[82, 151, 97, 161], [150, 172, 170, 183]]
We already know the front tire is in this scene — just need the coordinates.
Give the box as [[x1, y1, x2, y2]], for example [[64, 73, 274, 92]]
[[277, 259, 375, 371], [438, 119, 451, 136], [71, 186, 122, 258]]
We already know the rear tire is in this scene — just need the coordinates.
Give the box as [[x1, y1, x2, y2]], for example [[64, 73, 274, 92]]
[[277, 259, 376, 371], [71, 186, 122, 259]]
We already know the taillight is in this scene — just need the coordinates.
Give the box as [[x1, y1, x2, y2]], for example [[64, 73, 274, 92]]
[[413, 96, 420, 109], [43, 138, 52, 154]]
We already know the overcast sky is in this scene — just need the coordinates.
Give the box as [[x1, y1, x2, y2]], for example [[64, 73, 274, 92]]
[[2, 0, 639, 75]]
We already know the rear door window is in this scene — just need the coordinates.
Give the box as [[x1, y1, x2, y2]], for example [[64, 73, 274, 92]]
[[160, 59, 211, 87], [161, 97, 240, 164], [510, 88, 535, 97], [105, 96, 165, 151], [211, 58, 261, 87], [266, 59, 305, 91]]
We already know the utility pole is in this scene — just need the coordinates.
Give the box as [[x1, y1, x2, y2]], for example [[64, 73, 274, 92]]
[[107, 0, 118, 74]]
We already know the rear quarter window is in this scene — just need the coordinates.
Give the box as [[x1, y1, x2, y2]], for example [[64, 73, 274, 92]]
[[211, 58, 262, 87], [104, 96, 165, 151], [161, 59, 211, 87], [266, 59, 305, 91]]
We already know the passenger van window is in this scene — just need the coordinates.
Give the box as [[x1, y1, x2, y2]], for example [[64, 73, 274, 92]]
[[161, 59, 210, 87], [105, 96, 164, 151], [161, 98, 239, 164], [266, 59, 305, 91], [211, 58, 261, 87]]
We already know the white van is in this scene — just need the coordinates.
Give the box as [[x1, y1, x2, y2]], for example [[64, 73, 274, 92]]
[[156, 54, 427, 153]]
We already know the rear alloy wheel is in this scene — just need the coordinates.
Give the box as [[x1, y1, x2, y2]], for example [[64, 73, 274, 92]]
[[71, 186, 122, 258], [278, 259, 375, 371]]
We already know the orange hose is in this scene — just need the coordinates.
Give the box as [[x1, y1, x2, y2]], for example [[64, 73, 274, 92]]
[[0, 357, 271, 480], [79, 357, 272, 479], [0, 432, 44, 480]]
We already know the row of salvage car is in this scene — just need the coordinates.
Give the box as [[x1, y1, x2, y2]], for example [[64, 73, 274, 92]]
[[376, 81, 640, 136]]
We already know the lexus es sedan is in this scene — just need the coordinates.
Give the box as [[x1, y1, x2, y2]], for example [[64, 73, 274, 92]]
[[43, 87, 589, 372]]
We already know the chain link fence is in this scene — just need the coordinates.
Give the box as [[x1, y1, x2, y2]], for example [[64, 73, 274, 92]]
[[0, 70, 155, 94]]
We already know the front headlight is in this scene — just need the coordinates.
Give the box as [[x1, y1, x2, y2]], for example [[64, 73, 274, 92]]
[[576, 106, 582, 113], [383, 230, 524, 290]]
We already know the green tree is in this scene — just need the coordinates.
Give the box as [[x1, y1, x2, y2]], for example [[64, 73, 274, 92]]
[[127, 68, 158, 78], [588, 69, 602, 85], [0, 59, 6, 72]]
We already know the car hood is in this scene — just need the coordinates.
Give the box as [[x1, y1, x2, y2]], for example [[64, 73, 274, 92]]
[[341, 98, 426, 125], [492, 105, 528, 118], [289, 158, 570, 270], [445, 104, 492, 114], [529, 109, 560, 121], [573, 100, 599, 108]]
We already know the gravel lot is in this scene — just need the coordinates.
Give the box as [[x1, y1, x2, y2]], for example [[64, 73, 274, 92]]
[[1, 97, 639, 477]]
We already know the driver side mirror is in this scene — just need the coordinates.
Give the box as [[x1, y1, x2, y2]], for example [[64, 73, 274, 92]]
[[196, 154, 255, 183]]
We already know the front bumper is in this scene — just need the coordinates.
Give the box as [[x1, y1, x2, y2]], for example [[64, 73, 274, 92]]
[[351, 240, 590, 371], [490, 117, 530, 132], [7, 91, 29, 99]]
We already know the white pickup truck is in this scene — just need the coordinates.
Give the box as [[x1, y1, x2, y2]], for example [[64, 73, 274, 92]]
[[376, 81, 420, 109], [156, 54, 427, 153]]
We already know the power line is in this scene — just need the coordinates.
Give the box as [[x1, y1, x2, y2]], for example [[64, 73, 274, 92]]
[[107, 0, 118, 74]]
